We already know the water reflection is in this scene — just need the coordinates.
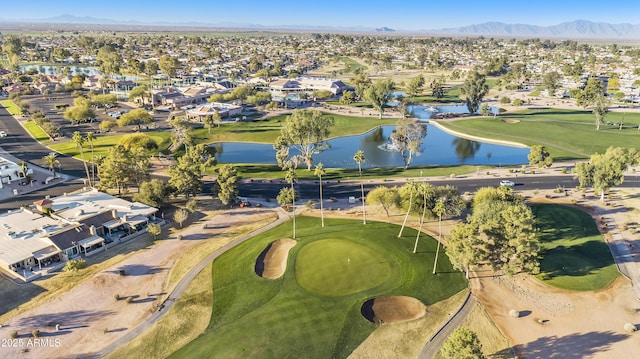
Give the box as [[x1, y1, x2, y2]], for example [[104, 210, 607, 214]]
[[452, 138, 481, 162]]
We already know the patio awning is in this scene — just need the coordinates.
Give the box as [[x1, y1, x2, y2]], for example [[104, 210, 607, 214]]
[[78, 235, 104, 248], [125, 215, 148, 227], [103, 219, 122, 229], [33, 246, 61, 261]]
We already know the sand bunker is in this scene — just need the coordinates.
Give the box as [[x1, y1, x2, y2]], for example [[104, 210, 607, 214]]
[[255, 238, 297, 279], [502, 118, 520, 124], [361, 296, 426, 324]]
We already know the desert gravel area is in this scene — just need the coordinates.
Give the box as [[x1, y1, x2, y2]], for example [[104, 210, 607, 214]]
[[0, 206, 277, 359]]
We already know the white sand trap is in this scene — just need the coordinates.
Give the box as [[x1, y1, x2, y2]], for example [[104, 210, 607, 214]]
[[365, 296, 426, 324], [258, 238, 297, 279]]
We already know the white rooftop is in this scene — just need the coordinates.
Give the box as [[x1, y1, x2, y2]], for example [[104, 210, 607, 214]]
[[0, 208, 62, 265], [52, 188, 157, 222]]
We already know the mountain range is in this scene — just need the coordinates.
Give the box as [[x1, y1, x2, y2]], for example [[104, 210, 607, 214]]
[[1, 15, 640, 39]]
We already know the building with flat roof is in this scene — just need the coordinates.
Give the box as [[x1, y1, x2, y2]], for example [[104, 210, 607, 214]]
[[0, 188, 158, 282]]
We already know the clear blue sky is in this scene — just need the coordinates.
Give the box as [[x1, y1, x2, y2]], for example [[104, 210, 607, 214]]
[[3, 0, 640, 30]]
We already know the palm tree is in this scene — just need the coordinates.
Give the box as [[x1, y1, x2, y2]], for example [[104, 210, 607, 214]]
[[42, 154, 60, 179], [314, 162, 326, 227], [353, 150, 366, 224], [72, 131, 92, 187], [398, 181, 415, 237], [432, 199, 446, 273], [85, 132, 96, 185], [285, 166, 298, 238], [413, 185, 428, 253]]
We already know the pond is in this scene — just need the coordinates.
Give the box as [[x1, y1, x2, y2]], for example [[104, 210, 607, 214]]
[[212, 124, 529, 169]]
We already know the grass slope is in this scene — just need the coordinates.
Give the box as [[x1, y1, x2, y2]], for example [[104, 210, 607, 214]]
[[48, 131, 171, 158], [170, 216, 466, 358], [533, 204, 619, 291], [438, 108, 640, 160], [0, 100, 23, 115], [23, 121, 51, 142]]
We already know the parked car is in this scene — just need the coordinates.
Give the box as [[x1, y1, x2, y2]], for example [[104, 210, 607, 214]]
[[499, 180, 515, 187], [237, 197, 251, 207], [0, 131, 6, 137]]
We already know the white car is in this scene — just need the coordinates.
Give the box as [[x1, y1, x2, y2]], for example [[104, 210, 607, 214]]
[[499, 180, 515, 187], [0, 131, 7, 137]]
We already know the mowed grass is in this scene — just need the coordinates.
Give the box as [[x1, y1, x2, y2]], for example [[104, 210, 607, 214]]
[[23, 121, 52, 142], [533, 204, 619, 291], [170, 216, 466, 359], [48, 131, 171, 158], [224, 163, 487, 180], [0, 100, 23, 115], [197, 112, 398, 144], [438, 108, 640, 160]]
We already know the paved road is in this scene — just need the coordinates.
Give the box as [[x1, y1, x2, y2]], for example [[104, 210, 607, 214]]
[[418, 292, 477, 359], [93, 205, 290, 358]]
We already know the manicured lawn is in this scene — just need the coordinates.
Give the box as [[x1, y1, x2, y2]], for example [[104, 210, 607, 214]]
[[533, 204, 619, 291], [23, 121, 51, 142], [438, 108, 640, 160], [224, 163, 487, 180], [0, 100, 23, 116], [48, 131, 171, 159], [197, 112, 398, 144], [339, 56, 368, 73], [170, 216, 466, 358]]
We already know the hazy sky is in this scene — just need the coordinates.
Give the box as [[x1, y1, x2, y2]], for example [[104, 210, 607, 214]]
[[3, 0, 640, 30]]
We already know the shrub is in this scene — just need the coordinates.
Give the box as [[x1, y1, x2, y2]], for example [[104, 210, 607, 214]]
[[114, 294, 120, 301], [32, 329, 40, 338], [9, 331, 17, 339], [126, 297, 133, 304], [561, 167, 568, 174], [509, 309, 519, 318]]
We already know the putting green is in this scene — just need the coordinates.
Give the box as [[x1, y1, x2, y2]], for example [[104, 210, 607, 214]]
[[295, 239, 392, 296]]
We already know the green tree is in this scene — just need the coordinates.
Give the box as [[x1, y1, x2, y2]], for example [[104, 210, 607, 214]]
[[339, 90, 355, 106], [63, 258, 87, 275], [405, 74, 425, 100], [186, 198, 198, 213], [274, 109, 334, 170], [353, 150, 367, 224], [203, 115, 215, 134], [99, 145, 151, 194], [431, 185, 465, 274], [146, 223, 161, 240], [366, 186, 400, 217], [390, 119, 427, 169], [542, 71, 561, 96], [314, 163, 326, 227], [479, 103, 491, 117], [430, 79, 445, 99], [168, 149, 203, 199], [119, 133, 159, 153], [72, 131, 92, 187], [134, 179, 172, 208], [42, 153, 60, 179], [216, 164, 239, 205], [96, 45, 120, 90], [350, 70, 371, 101], [86, 132, 96, 185], [159, 55, 179, 78], [460, 70, 488, 113], [577, 78, 609, 130], [99, 120, 117, 133], [446, 187, 539, 277], [528, 145, 553, 168], [441, 327, 485, 359], [117, 108, 154, 130], [576, 147, 639, 202], [363, 78, 395, 119]]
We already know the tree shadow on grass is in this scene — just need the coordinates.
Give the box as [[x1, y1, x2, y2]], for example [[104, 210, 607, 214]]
[[539, 240, 615, 279], [515, 331, 627, 358]]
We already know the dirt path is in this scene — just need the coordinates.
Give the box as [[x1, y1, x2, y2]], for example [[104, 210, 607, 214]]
[[0, 205, 280, 359]]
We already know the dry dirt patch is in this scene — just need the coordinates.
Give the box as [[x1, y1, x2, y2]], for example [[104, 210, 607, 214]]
[[501, 118, 520, 124], [255, 238, 296, 279], [361, 296, 426, 324]]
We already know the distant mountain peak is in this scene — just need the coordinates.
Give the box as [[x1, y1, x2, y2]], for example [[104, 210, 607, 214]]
[[376, 27, 395, 32], [433, 20, 640, 39]]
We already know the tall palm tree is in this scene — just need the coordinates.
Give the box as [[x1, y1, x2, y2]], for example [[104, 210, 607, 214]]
[[285, 166, 298, 238], [85, 132, 96, 185], [353, 150, 366, 224], [42, 154, 60, 179], [432, 199, 446, 273], [72, 131, 92, 187], [398, 181, 415, 237], [314, 162, 326, 227], [413, 185, 428, 253]]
